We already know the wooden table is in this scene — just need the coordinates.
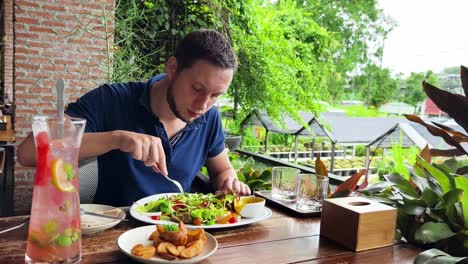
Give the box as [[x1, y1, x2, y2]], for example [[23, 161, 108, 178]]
[[0, 207, 423, 264]]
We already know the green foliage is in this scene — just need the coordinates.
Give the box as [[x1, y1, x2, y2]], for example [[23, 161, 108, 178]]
[[335, 104, 387, 117], [360, 157, 468, 257], [355, 145, 367, 157], [229, 152, 272, 191], [298, 0, 393, 102], [395, 71, 439, 107], [352, 64, 398, 108], [113, 0, 228, 82], [113, 0, 390, 131], [229, 0, 335, 124], [373, 142, 419, 180]]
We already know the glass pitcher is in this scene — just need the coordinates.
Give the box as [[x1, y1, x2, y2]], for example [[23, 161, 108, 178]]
[[25, 116, 86, 264]]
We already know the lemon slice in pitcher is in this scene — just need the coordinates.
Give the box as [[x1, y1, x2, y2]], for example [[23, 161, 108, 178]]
[[51, 159, 75, 192]]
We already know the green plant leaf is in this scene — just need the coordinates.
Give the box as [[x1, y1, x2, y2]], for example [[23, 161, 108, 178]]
[[243, 157, 255, 174], [398, 197, 426, 215], [442, 158, 468, 174], [443, 189, 464, 206], [417, 157, 455, 193], [384, 173, 419, 197], [246, 179, 266, 190], [422, 188, 442, 208], [359, 181, 394, 194], [454, 175, 468, 229], [409, 168, 430, 191], [414, 248, 468, 264], [259, 169, 272, 182], [237, 172, 246, 183], [414, 222, 456, 244], [231, 159, 243, 171]]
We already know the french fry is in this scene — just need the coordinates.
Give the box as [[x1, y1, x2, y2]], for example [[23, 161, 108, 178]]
[[187, 229, 205, 243], [149, 230, 159, 241], [156, 242, 170, 254], [131, 244, 144, 256], [166, 243, 181, 256], [131, 245, 156, 259], [180, 239, 205, 259], [133, 225, 207, 260], [177, 246, 185, 252]]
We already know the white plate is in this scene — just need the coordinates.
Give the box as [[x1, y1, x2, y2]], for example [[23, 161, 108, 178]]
[[130, 193, 273, 229], [80, 204, 126, 234], [118, 225, 218, 264]]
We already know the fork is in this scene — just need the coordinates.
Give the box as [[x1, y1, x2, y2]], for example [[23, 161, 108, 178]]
[[0, 217, 29, 234], [153, 163, 184, 194], [164, 175, 184, 195]]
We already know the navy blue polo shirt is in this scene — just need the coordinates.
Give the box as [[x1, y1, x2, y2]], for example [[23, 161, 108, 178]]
[[65, 74, 226, 206]]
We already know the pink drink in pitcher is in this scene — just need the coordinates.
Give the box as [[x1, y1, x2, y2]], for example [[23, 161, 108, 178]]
[[26, 116, 86, 264]]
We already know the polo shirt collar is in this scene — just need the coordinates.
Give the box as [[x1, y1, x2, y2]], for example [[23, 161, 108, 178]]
[[138, 74, 207, 130]]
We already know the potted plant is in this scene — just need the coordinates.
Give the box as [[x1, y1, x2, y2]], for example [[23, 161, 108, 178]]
[[319, 66, 468, 261]]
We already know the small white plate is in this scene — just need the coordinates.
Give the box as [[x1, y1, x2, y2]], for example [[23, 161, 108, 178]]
[[130, 193, 273, 229], [80, 204, 126, 234], [118, 225, 218, 264]]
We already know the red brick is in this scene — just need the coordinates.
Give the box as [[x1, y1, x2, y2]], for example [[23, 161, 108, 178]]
[[28, 41, 53, 48], [15, 63, 39, 70], [16, 79, 37, 85], [15, 17, 38, 24], [42, 5, 65, 12], [29, 11, 53, 19], [29, 88, 51, 93], [42, 20, 67, 28], [15, 0, 40, 8], [29, 26, 54, 34], [55, 59, 77, 65], [15, 47, 39, 54], [15, 32, 40, 39]]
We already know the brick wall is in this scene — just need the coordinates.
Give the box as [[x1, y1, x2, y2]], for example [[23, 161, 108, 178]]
[[12, 0, 116, 214]]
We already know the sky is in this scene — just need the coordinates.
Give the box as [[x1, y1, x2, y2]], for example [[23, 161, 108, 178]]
[[379, 0, 468, 76]]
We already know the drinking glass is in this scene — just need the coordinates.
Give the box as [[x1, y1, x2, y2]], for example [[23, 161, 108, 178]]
[[296, 174, 329, 211], [271, 167, 300, 201], [25, 116, 86, 264]]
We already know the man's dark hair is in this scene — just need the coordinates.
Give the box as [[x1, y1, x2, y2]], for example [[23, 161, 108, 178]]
[[174, 29, 237, 72]]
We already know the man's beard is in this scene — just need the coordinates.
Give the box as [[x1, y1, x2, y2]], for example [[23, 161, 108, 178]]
[[167, 81, 190, 123]]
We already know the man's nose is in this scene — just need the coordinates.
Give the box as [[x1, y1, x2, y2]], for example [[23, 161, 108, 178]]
[[195, 95, 212, 111]]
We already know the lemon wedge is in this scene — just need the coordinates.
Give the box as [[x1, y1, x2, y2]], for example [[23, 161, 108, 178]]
[[51, 159, 75, 192]]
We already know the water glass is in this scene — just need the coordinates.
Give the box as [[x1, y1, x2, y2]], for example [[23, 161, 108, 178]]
[[271, 167, 300, 201], [296, 174, 328, 211]]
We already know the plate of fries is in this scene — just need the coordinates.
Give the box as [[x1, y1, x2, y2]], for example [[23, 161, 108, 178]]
[[118, 223, 218, 264]]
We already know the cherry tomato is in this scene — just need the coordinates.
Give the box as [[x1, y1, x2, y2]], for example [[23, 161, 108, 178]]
[[151, 215, 160, 220], [229, 217, 237, 224], [193, 218, 203, 226]]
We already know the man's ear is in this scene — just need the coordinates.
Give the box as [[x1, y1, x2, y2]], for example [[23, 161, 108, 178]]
[[166, 56, 178, 80]]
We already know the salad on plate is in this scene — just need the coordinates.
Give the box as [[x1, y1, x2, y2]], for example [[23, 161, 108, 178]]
[[135, 193, 241, 226]]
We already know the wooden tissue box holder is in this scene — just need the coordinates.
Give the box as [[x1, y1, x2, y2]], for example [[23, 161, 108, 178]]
[[320, 197, 397, 251]]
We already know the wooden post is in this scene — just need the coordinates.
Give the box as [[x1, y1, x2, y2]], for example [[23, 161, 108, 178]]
[[311, 138, 315, 159], [294, 135, 298, 164], [330, 142, 335, 173], [365, 146, 370, 170]]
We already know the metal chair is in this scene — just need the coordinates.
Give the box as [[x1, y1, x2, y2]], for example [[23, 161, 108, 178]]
[[78, 158, 98, 204]]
